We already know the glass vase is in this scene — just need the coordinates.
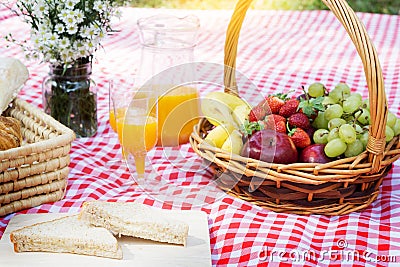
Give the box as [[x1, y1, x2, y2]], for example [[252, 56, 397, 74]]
[[42, 58, 97, 137]]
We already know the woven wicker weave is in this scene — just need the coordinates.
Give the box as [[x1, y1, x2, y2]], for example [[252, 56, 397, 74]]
[[190, 0, 400, 215], [0, 98, 75, 216]]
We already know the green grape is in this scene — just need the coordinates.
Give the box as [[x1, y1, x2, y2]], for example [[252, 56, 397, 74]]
[[361, 98, 370, 109], [324, 104, 343, 121], [386, 126, 394, 142], [325, 138, 347, 157], [342, 95, 362, 113], [354, 124, 364, 138], [313, 129, 329, 144], [308, 82, 326, 97], [322, 96, 337, 105], [335, 83, 351, 98], [328, 118, 346, 131], [386, 112, 397, 128], [344, 139, 364, 157], [360, 132, 369, 149], [339, 124, 357, 144], [312, 111, 329, 129], [351, 93, 363, 102], [329, 83, 350, 102], [342, 113, 355, 123], [393, 118, 400, 136], [327, 128, 340, 142], [355, 109, 370, 125]]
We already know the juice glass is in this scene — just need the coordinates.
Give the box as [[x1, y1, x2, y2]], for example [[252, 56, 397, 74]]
[[116, 92, 158, 177], [109, 77, 135, 133], [157, 85, 200, 147]]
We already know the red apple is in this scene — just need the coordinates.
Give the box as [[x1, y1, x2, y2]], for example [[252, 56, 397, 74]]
[[241, 130, 298, 164], [299, 144, 331, 163]]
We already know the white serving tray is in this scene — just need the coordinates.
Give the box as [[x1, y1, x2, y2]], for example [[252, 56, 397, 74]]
[[0, 211, 211, 267]]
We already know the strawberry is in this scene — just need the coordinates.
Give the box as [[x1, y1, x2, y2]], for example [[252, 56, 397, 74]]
[[275, 121, 287, 133], [288, 128, 311, 149], [288, 113, 310, 130], [264, 114, 287, 133], [279, 99, 299, 118], [264, 93, 288, 114], [249, 104, 267, 122]]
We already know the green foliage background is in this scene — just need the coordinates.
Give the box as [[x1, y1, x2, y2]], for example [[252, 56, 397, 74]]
[[128, 0, 399, 15]]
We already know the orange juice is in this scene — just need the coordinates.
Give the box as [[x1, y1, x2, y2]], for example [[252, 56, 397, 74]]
[[109, 107, 126, 133], [117, 115, 158, 175], [157, 86, 199, 146], [109, 109, 117, 132]]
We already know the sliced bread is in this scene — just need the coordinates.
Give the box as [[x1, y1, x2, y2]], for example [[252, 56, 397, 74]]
[[10, 215, 122, 259], [79, 201, 189, 246]]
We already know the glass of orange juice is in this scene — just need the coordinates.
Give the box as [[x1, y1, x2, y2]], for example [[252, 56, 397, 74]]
[[108, 77, 135, 133], [116, 91, 158, 178]]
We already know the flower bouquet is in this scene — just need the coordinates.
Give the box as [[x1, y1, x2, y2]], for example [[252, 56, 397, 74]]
[[5, 0, 127, 137]]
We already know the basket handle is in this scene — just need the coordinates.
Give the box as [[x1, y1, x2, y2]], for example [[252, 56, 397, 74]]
[[224, 0, 388, 172]]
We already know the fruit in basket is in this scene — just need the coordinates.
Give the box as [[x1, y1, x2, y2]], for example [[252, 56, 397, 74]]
[[288, 113, 310, 130], [393, 119, 400, 136], [264, 114, 287, 133], [324, 138, 347, 158], [299, 144, 331, 163], [385, 126, 395, 142], [312, 111, 329, 129], [241, 130, 298, 164], [307, 82, 326, 98], [249, 104, 267, 122], [221, 129, 243, 155], [265, 93, 288, 114], [338, 124, 357, 144], [313, 129, 329, 144], [324, 104, 343, 121], [329, 83, 351, 103], [279, 99, 299, 118], [201, 92, 250, 128], [204, 124, 234, 148], [288, 127, 311, 149], [232, 104, 251, 126], [342, 94, 362, 113], [344, 139, 364, 157]]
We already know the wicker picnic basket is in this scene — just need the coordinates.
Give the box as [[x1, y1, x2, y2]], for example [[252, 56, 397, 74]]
[[190, 0, 400, 215], [0, 98, 75, 216]]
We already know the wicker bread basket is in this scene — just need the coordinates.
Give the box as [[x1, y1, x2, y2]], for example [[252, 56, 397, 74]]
[[0, 98, 75, 216], [190, 0, 400, 215]]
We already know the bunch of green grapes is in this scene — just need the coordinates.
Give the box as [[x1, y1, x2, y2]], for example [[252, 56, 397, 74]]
[[310, 82, 400, 158]]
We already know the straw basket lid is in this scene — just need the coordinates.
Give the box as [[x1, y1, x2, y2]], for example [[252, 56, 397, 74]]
[[190, 0, 400, 215]]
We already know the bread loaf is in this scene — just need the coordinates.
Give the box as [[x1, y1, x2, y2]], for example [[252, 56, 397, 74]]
[[0, 116, 23, 150]]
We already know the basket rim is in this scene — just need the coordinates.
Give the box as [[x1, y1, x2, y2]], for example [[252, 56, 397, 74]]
[[0, 98, 75, 160]]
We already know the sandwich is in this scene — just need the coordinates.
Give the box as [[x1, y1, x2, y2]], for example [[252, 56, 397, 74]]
[[79, 201, 189, 246], [10, 215, 122, 259]]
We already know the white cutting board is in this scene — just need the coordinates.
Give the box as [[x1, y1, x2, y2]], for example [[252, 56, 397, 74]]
[[0, 211, 212, 267]]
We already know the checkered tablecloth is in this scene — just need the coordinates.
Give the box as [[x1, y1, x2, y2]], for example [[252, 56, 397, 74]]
[[1, 6, 400, 267]]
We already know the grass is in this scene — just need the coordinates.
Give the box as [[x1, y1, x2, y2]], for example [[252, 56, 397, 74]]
[[130, 0, 400, 15]]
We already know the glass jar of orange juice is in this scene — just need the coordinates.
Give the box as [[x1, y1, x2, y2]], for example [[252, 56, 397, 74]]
[[137, 14, 200, 147]]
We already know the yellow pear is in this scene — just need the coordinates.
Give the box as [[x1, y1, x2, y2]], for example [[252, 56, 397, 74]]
[[221, 129, 243, 155]]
